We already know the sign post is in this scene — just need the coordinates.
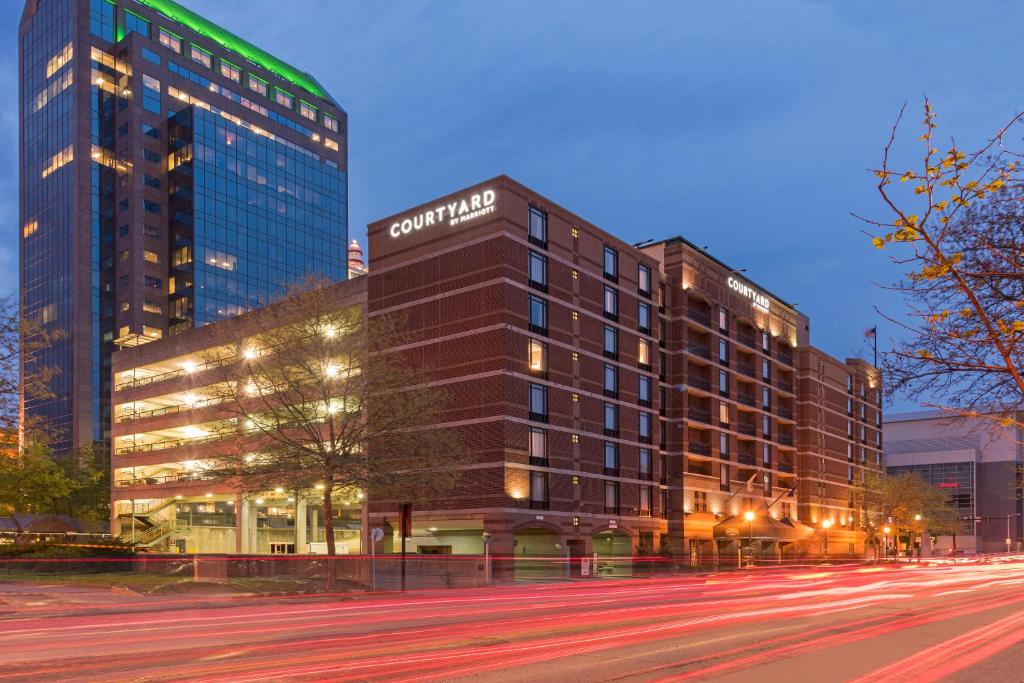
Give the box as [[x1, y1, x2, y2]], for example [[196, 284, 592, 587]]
[[482, 531, 492, 585], [399, 503, 412, 592], [370, 527, 384, 591]]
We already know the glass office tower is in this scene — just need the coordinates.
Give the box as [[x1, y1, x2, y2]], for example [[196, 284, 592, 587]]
[[19, 0, 347, 454]]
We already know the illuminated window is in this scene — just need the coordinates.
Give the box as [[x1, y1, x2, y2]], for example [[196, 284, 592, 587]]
[[142, 301, 162, 314], [190, 45, 212, 68], [605, 481, 619, 514], [275, 89, 294, 109], [22, 221, 38, 238], [530, 471, 549, 508], [324, 113, 339, 132], [639, 486, 652, 516], [46, 43, 73, 78], [719, 403, 729, 425], [718, 306, 728, 332], [638, 339, 651, 367], [220, 60, 241, 82], [528, 338, 547, 373], [41, 145, 73, 178], [158, 28, 181, 53], [639, 448, 652, 479], [248, 75, 268, 96], [143, 250, 159, 264], [298, 100, 318, 121], [603, 285, 617, 318], [529, 427, 547, 464]]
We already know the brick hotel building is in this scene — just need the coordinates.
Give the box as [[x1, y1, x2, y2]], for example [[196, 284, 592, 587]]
[[111, 176, 882, 563]]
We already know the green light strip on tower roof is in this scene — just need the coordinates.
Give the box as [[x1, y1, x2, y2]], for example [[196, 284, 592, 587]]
[[133, 0, 330, 101]]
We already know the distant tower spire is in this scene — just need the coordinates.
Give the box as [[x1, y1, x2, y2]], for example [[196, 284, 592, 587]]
[[347, 239, 367, 278]]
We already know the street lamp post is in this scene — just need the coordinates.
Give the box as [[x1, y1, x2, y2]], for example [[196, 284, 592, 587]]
[[821, 519, 833, 559], [882, 525, 892, 561], [743, 510, 755, 568]]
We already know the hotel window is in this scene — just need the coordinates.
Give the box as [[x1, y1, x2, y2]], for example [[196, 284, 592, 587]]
[[847, 420, 853, 436], [847, 466, 854, 484], [124, 11, 150, 38], [694, 491, 708, 513], [860, 403, 866, 420], [639, 412, 652, 441], [762, 387, 770, 409], [604, 403, 618, 435], [860, 447, 866, 463], [719, 432, 729, 456], [248, 75, 268, 96], [719, 370, 728, 396], [763, 472, 771, 497], [603, 285, 618, 319], [604, 442, 619, 474], [528, 206, 547, 246], [220, 60, 241, 82], [530, 471, 549, 509], [847, 443, 853, 461], [658, 283, 666, 311], [846, 398, 853, 416], [275, 89, 294, 109], [718, 339, 728, 365], [638, 375, 651, 406], [762, 415, 770, 438], [528, 339, 547, 373], [604, 325, 618, 358], [638, 339, 651, 368], [761, 358, 770, 381], [847, 374, 854, 392], [299, 100, 318, 121], [638, 264, 651, 296], [529, 295, 547, 333], [144, 276, 162, 289], [639, 448, 652, 480], [762, 443, 771, 467], [529, 383, 547, 420], [638, 302, 651, 333], [718, 307, 728, 332], [761, 331, 770, 352], [528, 251, 547, 289], [603, 363, 618, 397], [529, 427, 547, 464], [324, 113, 339, 132], [719, 403, 729, 425], [603, 245, 618, 280], [190, 44, 212, 68], [720, 464, 730, 490], [639, 486, 652, 517], [158, 28, 182, 52], [860, 425, 866, 442], [605, 481, 620, 515]]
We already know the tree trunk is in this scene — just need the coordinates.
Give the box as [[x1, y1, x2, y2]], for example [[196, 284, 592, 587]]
[[323, 489, 336, 590]]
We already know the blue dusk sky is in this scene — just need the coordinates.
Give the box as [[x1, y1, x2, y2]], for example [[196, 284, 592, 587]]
[[2, 1, 1021, 410]]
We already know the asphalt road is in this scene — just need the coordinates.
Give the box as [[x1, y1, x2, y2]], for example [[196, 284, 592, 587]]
[[2, 558, 1024, 682]]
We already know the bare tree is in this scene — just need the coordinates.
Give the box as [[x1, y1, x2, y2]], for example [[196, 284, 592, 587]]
[[206, 279, 458, 585], [859, 99, 1024, 423], [2, 294, 63, 442]]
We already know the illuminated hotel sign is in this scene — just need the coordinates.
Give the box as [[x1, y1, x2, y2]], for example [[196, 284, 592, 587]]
[[389, 189, 496, 238], [727, 276, 771, 314]]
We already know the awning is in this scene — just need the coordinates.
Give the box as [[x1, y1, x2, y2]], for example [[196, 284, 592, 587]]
[[713, 515, 815, 542]]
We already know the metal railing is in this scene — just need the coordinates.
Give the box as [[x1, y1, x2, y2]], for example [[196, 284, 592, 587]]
[[777, 433, 794, 446], [115, 356, 233, 391], [737, 363, 756, 379], [687, 407, 712, 424], [115, 472, 218, 487], [687, 309, 711, 327], [115, 431, 230, 455], [687, 440, 711, 456], [737, 422, 756, 436], [687, 375, 711, 391], [115, 396, 223, 423], [686, 343, 710, 359]]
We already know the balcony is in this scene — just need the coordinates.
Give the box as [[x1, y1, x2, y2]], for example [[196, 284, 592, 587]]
[[777, 406, 794, 420], [777, 461, 794, 473], [778, 349, 794, 366], [687, 407, 712, 424], [737, 453, 756, 466], [687, 440, 711, 456], [737, 422, 756, 437], [686, 342, 711, 360], [687, 374, 711, 391], [737, 330, 756, 348], [687, 309, 711, 327], [115, 432, 229, 455], [115, 396, 222, 423], [115, 471, 217, 487], [777, 433, 794, 447], [737, 362, 756, 379], [737, 392, 756, 407], [116, 356, 233, 391], [777, 379, 794, 394]]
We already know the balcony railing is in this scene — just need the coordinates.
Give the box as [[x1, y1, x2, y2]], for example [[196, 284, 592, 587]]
[[777, 379, 794, 393], [737, 331, 756, 348], [687, 375, 711, 391], [737, 453, 756, 466], [686, 342, 711, 359], [777, 433, 794, 446], [737, 362, 756, 379], [777, 406, 794, 420], [777, 461, 794, 473], [737, 422, 756, 436], [115, 432, 230, 455], [687, 309, 711, 327], [778, 350, 794, 366], [115, 396, 223, 423], [115, 472, 218, 487], [737, 392, 756, 407], [115, 356, 233, 391], [687, 440, 711, 456], [687, 407, 712, 424]]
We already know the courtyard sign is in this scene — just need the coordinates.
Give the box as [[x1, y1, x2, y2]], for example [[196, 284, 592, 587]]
[[388, 189, 497, 238], [727, 276, 771, 314]]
